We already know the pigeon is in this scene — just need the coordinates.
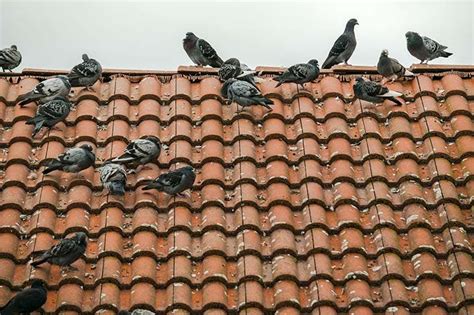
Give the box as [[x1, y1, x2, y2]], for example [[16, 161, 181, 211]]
[[67, 53, 102, 89], [183, 32, 224, 67], [25, 97, 72, 137], [0, 45, 22, 72], [274, 59, 320, 88], [353, 77, 402, 105], [110, 136, 161, 169], [222, 78, 273, 112], [0, 280, 47, 315], [31, 232, 87, 269], [99, 163, 127, 195], [142, 166, 195, 196], [219, 58, 257, 98], [377, 49, 413, 83], [405, 31, 452, 63], [43, 144, 95, 174], [322, 18, 358, 69], [18, 75, 71, 106]]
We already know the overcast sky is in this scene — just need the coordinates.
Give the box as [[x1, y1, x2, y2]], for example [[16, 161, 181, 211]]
[[1, 0, 472, 71]]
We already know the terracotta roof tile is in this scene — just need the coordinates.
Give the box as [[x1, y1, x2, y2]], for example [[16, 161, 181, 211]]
[[0, 66, 473, 314]]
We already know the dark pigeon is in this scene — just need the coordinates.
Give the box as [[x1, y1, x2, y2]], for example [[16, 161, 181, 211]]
[[110, 136, 161, 169], [377, 49, 413, 83], [353, 77, 402, 105], [18, 75, 71, 106], [100, 163, 127, 195], [405, 31, 452, 64], [31, 232, 87, 269], [183, 32, 224, 67], [219, 58, 257, 97], [25, 97, 71, 137], [43, 144, 95, 174], [143, 166, 195, 196], [222, 78, 273, 112], [67, 53, 102, 89], [322, 18, 358, 69], [0, 45, 22, 72], [0, 280, 47, 315], [274, 59, 319, 88]]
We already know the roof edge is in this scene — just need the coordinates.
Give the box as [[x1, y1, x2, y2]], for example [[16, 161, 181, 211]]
[[0, 64, 473, 77]]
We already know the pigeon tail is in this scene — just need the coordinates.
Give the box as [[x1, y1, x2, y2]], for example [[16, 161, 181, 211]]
[[25, 116, 44, 137], [31, 255, 49, 267], [322, 56, 337, 69], [43, 160, 64, 174], [110, 155, 137, 164], [18, 93, 36, 106], [142, 181, 164, 191], [404, 69, 415, 76], [388, 97, 403, 106], [380, 90, 403, 98], [440, 51, 453, 58]]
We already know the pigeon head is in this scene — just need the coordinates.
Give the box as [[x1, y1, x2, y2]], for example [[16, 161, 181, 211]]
[[181, 166, 195, 173], [31, 279, 46, 289], [74, 232, 88, 246], [405, 31, 422, 43], [11, 45, 18, 50], [224, 58, 241, 66], [380, 49, 389, 57], [184, 32, 198, 41], [82, 54, 90, 61], [144, 135, 161, 145], [346, 18, 359, 28], [80, 144, 94, 152], [308, 59, 319, 67]]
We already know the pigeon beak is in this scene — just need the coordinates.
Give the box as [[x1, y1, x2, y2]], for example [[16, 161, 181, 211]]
[[355, 22, 359, 25]]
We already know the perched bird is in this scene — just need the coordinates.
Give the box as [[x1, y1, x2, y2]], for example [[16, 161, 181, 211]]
[[25, 97, 71, 137], [0, 45, 22, 72], [274, 59, 320, 88], [43, 144, 95, 174], [110, 136, 161, 170], [18, 75, 71, 107], [377, 49, 413, 83], [99, 163, 127, 195], [405, 31, 452, 63], [0, 280, 47, 315], [31, 232, 87, 269], [222, 78, 273, 112], [142, 166, 195, 196], [219, 58, 257, 98], [353, 77, 402, 105], [67, 53, 102, 90], [322, 18, 358, 69], [183, 32, 224, 67]]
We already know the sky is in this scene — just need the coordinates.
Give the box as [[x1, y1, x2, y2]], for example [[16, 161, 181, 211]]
[[0, 0, 472, 71]]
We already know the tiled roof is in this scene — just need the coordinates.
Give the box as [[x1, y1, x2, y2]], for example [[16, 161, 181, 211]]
[[0, 65, 473, 314]]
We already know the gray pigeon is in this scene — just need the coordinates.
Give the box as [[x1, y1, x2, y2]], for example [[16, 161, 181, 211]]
[[274, 59, 320, 88], [142, 166, 195, 196], [183, 32, 224, 67], [0, 280, 47, 315], [377, 49, 413, 83], [353, 77, 402, 105], [18, 75, 71, 106], [0, 45, 22, 72], [219, 58, 257, 98], [31, 232, 87, 268], [43, 144, 95, 174], [67, 53, 102, 89], [322, 18, 358, 69], [110, 136, 161, 169], [25, 97, 71, 137], [222, 78, 273, 112], [99, 163, 127, 195], [405, 31, 452, 63]]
